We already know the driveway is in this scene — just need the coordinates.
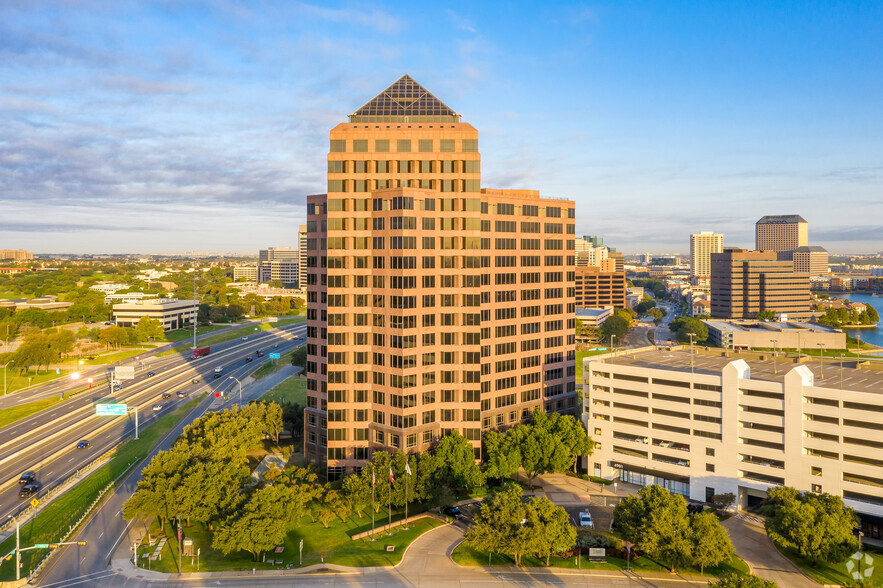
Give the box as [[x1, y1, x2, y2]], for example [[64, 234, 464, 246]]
[[722, 515, 818, 587]]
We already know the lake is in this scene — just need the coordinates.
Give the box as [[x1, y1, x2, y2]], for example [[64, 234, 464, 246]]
[[839, 292, 883, 349]]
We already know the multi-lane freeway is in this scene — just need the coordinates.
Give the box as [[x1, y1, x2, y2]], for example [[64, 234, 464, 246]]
[[0, 320, 306, 531]]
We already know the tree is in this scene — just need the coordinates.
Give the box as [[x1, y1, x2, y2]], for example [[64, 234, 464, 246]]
[[711, 575, 778, 588], [482, 430, 521, 481], [528, 496, 577, 565], [135, 316, 164, 341], [281, 401, 303, 439], [670, 317, 709, 343], [599, 315, 629, 343], [341, 473, 371, 519], [212, 484, 290, 561], [613, 485, 693, 572], [756, 310, 777, 321], [761, 486, 858, 564], [433, 431, 485, 492], [98, 325, 130, 349], [648, 307, 665, 323], [324, 489, 351, 523], [464, 486, 533, 565], [542, 411, 594, 473], [712, 492, 736, 513], [512, 412, 575, 487], [690, 511, 734, 574], [290, 346, 307, 369], [315, 502, 337, 528], [866, 305, 879, 323]]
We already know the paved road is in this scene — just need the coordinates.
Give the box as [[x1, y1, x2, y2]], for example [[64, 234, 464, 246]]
[[0, 322, 305, 529], [654, 301, 676, 345], [722, 515, 817, 588]]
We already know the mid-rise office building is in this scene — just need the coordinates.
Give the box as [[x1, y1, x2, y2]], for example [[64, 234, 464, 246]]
[[792, 246, 829, 277], [112, 298, 197, 330], [258, 247, 299, 285], [582, 348, 883, 539], [710, 249, 811, 319], [690, 232, 724, 280], [0, 249, 33, 261], [575, 237, 608, 267], [233, 265, 258, 282], [575, 266, 627, 309], [608, 251, 624, 273], [755, 215, 808, 261], [305, 75, 576, 478]]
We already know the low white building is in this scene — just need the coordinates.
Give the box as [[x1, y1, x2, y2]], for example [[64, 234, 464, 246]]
[[112, 298, 197, 331], [582, 348, 883, 540]]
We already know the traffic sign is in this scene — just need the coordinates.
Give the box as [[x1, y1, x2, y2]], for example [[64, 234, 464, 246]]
[[30, 498, 39, 508], [96, 404, 127, 416], [269, 353, 281, 359], [34, 544, 49, 549], [114, 366, 136, 380]]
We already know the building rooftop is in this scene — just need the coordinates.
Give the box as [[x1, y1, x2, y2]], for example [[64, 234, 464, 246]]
[[349, 75, 461, 123], [595, 348, 883, 394], [576, 308, 611, 318], [703, 320, 841, 334], [756, 215, 807, 224], [794, 245, 828, 253]]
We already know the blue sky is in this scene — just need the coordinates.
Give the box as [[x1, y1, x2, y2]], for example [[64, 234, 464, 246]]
[[2, 0, 881, 255]]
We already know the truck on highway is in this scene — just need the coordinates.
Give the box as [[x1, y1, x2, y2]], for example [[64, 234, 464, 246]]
[[192, 346, 211, 359]]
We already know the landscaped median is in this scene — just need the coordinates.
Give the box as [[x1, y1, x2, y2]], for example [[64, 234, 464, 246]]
[[0, 395, 204, 581]]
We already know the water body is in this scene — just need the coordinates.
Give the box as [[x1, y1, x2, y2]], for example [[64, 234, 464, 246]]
[[838, 292, 883, 349]]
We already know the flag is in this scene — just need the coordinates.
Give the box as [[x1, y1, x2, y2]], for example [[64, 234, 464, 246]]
[[389, 467, 394, 483], [372, 469, 376, 487], [405, 462, 412, 476]]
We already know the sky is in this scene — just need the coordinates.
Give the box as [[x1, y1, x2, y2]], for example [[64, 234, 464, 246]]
[[2, 0, 882, 256]]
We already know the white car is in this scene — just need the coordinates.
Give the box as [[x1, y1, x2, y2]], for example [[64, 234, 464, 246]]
[[241, 336, 248, 341], [579, 512, 594, 528], [152, 404, 162, 411]]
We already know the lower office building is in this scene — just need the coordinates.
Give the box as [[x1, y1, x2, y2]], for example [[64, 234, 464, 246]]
[[583, 348, 883, 539], [113, 298, 197, 330], [575, 266, 626, 309]]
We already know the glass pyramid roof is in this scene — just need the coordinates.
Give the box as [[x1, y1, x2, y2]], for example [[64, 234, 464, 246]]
[[349, 75, 461, 123]]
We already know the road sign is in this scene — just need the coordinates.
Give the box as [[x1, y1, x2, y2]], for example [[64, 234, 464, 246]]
[[30, 498, 39, 508], [269, 353, 281, 359], [114, 366, 136, 380], [34, 544, 49, 549], [96, 404, 127, 416], [268, 317, 278, 323]]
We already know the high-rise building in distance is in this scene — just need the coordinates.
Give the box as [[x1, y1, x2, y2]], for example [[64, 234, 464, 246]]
[[0, 249, 33, 261], [304, 75, 576, 478], [690, 232, 723, 279], [710, 249, 810, 319], [792, 246, 829, 277], [259, 247, 299, 285], [755, 215, 808, 261]]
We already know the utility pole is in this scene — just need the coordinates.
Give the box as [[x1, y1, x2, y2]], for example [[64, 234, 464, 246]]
[[817, 343, 825, 379], [770, 339, 778, 375], [228, 376, 242, 408], [840, 353, 844, 389], [192, 274, 198, 350], [687, 333, 695, 380]]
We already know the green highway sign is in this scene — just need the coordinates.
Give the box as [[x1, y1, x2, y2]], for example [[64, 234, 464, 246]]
[[34, 544, 49, 549], [96, 404, 127, 416]]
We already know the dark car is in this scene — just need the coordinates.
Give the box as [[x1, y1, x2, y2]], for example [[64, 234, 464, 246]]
[[687, 503, 704, 515], [213, 373, 221, 379], [273, 344, 279, 348], [19, 484, 39, 498], [245, 357, 253, 363], [18, 472, 35, 485], [256, 352, 264, 357], [146, 371, 156, 377], [177, 391, 186, 398], [191, 378, 199, 384], [76, 440, 89, 449], [442, 506, 463, 519]]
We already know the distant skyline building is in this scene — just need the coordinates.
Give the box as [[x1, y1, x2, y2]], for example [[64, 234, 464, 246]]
[[575, 237, 608, 267], [792, 245, 829, 277], [0, 249, 33, 261], [710, 249, 811, 319], [305, 75, 576, 479], [756, 215, 808, 261], [258, 246, 299, 286], [690, 232, 724, 279]]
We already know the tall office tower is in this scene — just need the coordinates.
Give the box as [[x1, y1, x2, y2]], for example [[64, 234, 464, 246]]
[[710, 249, 810, 319], [259, 247, 299, 284], [298, 225, 308, 290], [690, 232, 724, 289], [755, 215, 808, 261], [574, 237, 608, 267], [608, 251, 624, 273], [304, 75, 576, 478], [792, 246, 829, 277], [583, 235, 603, 248]]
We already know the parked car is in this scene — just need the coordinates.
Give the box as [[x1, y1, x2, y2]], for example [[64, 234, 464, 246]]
[[579, 511, 594, 528], [76, 440, 89, 449], [442, 506, 463, 519], [19, 484, 40, 498], [152, 404, 162, 411], [18, 472, 35, 485]]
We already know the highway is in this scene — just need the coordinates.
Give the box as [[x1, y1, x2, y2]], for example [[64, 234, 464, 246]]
[[0, 321, 306, 528]]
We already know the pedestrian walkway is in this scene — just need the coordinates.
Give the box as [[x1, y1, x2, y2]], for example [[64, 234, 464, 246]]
[[722, 514, 818, 587]]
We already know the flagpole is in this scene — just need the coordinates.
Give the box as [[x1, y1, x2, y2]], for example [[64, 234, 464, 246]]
[[404, 461, 411, 530], [388, 466, 393, 536]]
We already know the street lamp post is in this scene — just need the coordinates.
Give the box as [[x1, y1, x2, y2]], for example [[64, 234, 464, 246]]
[[3, 360, 13, 396], [840, 353, 844, 389], [770, 339, 778, 375], [687, 333, 695, 378], [611, 334, 617, 354], [7, 514, 20, 581], [817, 343, 825, 379], [228, 376, 242, 407]]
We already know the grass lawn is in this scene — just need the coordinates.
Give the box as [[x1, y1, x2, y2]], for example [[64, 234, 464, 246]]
[[261, 376, 307, 406], [0, 394, 204, 580], [0, 367, 69, 394], [263, 316, 305, 329], [575, 348, 614, 385], [452, 541, 749, 577], [775, 541, 883, 586], [145, 506, 443, 573], [252, 350, 296, 380], [0, 396, 65, 429], [157, 323, 280, 356], [82, 347, 156, 365], [162, 324, 232, 342]]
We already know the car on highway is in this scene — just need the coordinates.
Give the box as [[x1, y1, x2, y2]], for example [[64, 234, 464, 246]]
[[19, 484, 40, 498], [256, 351, 264, 357], [245, 357, 253, 363], [177, 391, 187, 398], [579, 511, 594, 528], [161, 392, 172, 399], [241, 336, 248, 341], [83, 355, 97, 360], [273, 344, 279, 348], [146, 371, 156, 377], [213, 372, 221, 379], [76, 440, 89, 449], [18, 472, 36, 485], [191, 378, 199, 384], [442, 506, 463, 519], [113, 383, 123, 391], [152, 404, 162, 411]]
